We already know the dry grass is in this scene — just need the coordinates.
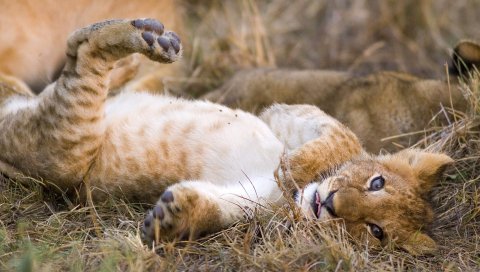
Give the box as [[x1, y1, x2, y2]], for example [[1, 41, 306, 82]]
[[1, 0, 480, 271]]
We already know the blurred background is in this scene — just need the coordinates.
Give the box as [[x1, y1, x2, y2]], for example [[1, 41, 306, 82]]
[[179, 0, 480, 95], [1, 0, 478, 95]]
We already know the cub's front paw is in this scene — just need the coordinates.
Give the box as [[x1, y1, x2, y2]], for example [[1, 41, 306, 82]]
[[274, 151, 299, 193], [141, 185, 223, 245]]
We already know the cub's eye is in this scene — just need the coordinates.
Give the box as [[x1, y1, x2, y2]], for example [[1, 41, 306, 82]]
[[369, 175, 385, 191], [368, 223, 384, 240]]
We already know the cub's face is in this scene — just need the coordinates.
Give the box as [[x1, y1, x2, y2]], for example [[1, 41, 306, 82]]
[[297, 149, 453, 255]]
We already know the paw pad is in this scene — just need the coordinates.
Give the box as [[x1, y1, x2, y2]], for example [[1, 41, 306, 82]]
[[131, 19, 164, 35], [157, 37, 171, 52], [144, 215, 152, 228], [141, 32, 155, 46], [169, 32, 181, 44], [130, 18, 181, 56], [160, 190, 174, 203], [153, 205, 165, 219], [169, 38, 181, 54]]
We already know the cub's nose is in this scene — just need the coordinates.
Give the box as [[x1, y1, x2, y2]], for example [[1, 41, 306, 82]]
[[322, 190, 337, 217]]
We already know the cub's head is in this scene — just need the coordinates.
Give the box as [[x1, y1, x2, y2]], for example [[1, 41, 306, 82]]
[[297, 149, 453, 255]]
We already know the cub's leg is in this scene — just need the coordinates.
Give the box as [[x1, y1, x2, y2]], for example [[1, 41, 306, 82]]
[[0, 73, 36, 119], [0, 19, 181, 189], [261, 104, 363, 190], [0, 73, 35, 105], [0, 74, 37, 179], [142, 176, 280, 244]]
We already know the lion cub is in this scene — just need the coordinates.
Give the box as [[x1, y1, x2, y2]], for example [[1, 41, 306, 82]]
[[206, 40, 480, 152], [0, 19, 452, 256]]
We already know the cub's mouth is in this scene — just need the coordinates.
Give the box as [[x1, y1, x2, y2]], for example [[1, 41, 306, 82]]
[[310, 190, 337, 219], [311, 191, 322, 218]]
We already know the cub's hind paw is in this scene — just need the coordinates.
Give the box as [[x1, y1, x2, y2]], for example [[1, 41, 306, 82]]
[[141, 186, 222, 245]]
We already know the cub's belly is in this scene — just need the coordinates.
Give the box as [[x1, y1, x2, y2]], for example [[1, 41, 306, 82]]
[[89, 94, 283, 198]]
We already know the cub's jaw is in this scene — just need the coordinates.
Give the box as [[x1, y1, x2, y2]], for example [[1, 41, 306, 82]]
[[296, 179, 333, 221]]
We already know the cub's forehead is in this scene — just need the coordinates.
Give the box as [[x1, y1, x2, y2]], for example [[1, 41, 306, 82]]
[[338, 160, 434, 225], [337, 157, 418, 189]]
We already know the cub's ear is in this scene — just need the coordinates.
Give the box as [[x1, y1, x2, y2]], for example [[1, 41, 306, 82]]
[[401, 232, 438, 256], [395, 149, 454, 193], [449, 40, 480, 79]]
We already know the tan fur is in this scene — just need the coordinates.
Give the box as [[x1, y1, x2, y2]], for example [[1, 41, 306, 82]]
[[0, 19, 454, 256], [264, 104, 363, 189], [0, 0, 183, 92], [205, 42, 480, 152]]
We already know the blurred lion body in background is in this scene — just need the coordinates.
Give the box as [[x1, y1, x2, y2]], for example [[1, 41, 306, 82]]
[[0, 0, 182, 92], [205, 69, 467, 152]]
